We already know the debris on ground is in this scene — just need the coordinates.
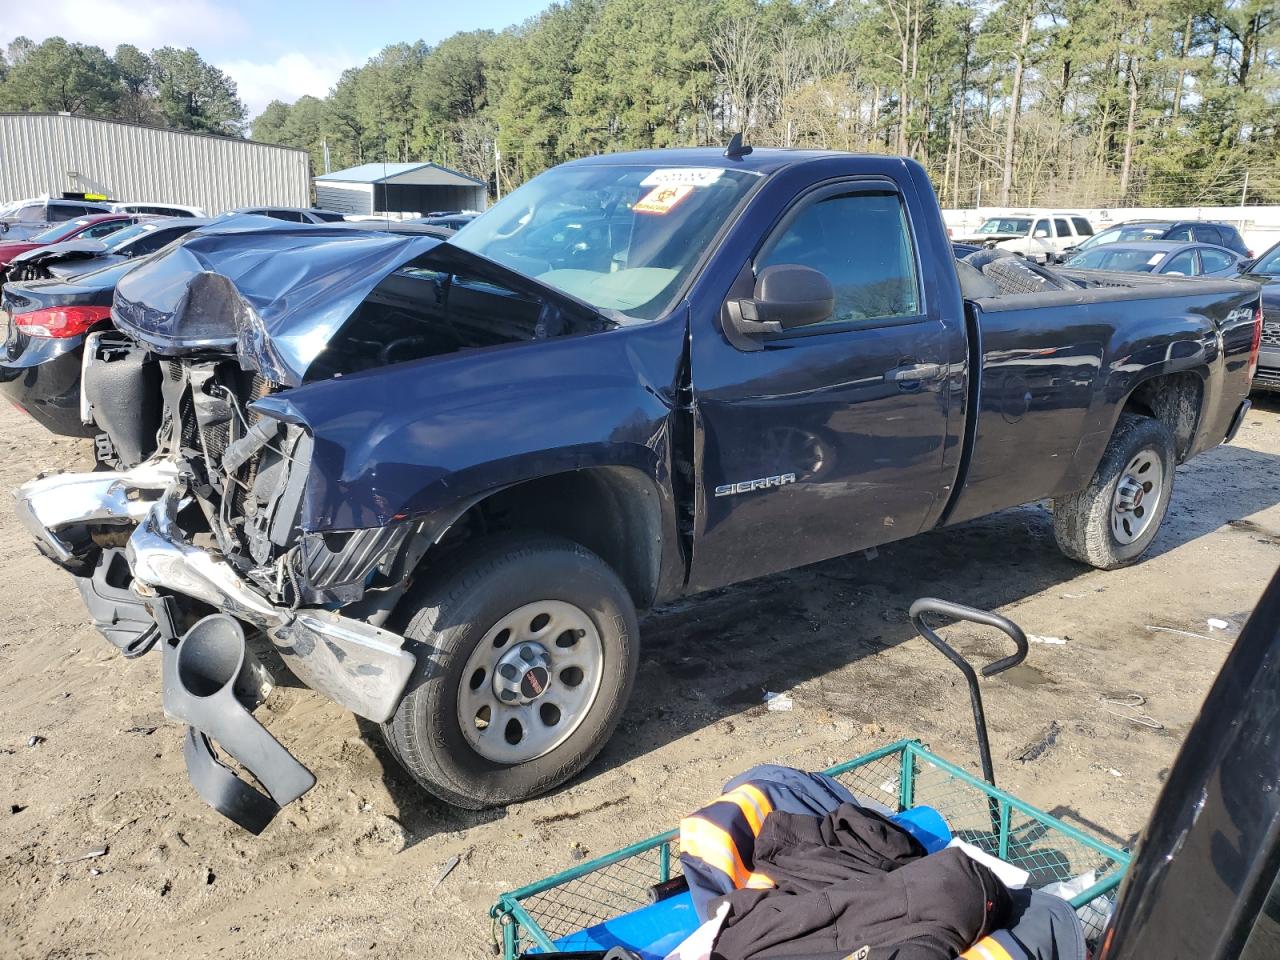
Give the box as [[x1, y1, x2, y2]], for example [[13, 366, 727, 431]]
[[1145, 624, 1230, 645], [26, 735, 45, 747], [432, 853, 462, 888], [763, 691, 794, 712], [1009, 721, 1062, 763], [54, 846, 108, 865], [1028, 635, 1066, 645], [1206, 618, 1230, 631]]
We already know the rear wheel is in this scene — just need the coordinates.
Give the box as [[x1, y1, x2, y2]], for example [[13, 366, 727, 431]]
[[382, 534, 639, 809], [1053, 413, 1175, 569]]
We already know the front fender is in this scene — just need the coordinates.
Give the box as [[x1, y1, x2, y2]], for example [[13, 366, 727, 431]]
[[252, 315, 687, 533]]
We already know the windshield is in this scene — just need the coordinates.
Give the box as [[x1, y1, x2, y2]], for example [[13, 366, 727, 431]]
[[976, 218, 1032, 235], [101, 223, 154, 250], [1078, 224, 1167, 250], [30, 219, 96, 243], [1249, 243, 1280, 276], [1065, 247, 1164, 272], [450, 163, 761, 320]]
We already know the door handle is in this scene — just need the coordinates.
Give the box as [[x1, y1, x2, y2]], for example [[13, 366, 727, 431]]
[[885, 362, 942, 384]]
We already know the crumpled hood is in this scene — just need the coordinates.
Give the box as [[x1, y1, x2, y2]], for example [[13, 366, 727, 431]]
[[9, 237, 107, 266], [112, 216, 443, 386]]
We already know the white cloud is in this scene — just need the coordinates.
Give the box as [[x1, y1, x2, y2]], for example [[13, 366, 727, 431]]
[[0, 0, 248, 52], [218, 51, 356, 119]]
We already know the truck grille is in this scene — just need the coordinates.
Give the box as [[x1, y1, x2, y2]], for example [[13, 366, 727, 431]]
[[1262, 318, 1280, 348]]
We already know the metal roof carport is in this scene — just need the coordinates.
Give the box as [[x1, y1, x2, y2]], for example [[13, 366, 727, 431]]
[[314, 162, 487, 217]]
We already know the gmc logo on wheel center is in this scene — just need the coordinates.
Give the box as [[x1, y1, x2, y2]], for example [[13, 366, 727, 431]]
[[715, 473, 798, 497]]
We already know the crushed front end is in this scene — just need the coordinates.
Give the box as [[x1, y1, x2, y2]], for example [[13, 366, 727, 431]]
[[11, 224, 446, 833]]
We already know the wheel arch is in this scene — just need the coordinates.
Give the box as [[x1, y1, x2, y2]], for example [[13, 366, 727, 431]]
[[1119, 369, 1206, 463], [409, 464, 681, 613]]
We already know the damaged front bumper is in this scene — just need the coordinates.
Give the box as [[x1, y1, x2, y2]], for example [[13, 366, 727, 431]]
[[13, 465, 418, 833]]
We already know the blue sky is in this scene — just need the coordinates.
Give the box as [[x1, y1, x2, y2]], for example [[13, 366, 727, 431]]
[[0, 0, 554, 118]]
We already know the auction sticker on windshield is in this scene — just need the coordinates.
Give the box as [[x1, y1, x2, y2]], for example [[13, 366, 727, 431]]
[[635, 184, 695, 215], [640, 168, 724, 187]]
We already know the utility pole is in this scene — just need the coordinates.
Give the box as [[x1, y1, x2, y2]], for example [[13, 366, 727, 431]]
[[493, 139, 502, 201], [1239, 170, 1249, 229]]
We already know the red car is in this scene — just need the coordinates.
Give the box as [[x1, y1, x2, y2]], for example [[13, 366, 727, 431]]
[[0, 214, 137, 275]]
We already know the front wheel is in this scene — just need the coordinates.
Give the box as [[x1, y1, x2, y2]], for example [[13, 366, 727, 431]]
[[1053, 413, 1175, 569], [382, 534, 639, 809]]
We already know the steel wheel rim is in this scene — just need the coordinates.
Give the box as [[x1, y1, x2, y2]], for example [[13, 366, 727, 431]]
[[1111, 449, 1164, 545], [457, 600, 605, 765]]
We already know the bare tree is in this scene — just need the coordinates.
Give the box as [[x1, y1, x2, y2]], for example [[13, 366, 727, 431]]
[[709, 17, 768, 135]]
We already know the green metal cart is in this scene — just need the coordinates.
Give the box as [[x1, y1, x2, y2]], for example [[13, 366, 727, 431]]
[[492, 600, 1133, 959]]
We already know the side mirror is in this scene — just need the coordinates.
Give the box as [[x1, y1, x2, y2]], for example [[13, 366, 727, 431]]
[[1239, 258, 1256, 272], [727, 264, 834, 338]]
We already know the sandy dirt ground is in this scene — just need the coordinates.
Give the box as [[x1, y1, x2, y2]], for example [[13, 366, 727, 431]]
[[2, 398, 1279, 959]]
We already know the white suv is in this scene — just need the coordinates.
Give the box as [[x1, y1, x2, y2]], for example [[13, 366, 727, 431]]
[[961, 213, 1096, 264]]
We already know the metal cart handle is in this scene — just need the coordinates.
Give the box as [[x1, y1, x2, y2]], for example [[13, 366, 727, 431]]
[[908, 598, 1029, 789]]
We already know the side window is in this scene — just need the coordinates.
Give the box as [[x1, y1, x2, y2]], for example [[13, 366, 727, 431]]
[[1032, 219, 1051, 238], [1054, 218, 1071, 237], [46, 204, 77, 222], [757, 187, 920, 329], [83, 221, 127, 239], [1163, 250, 1199, 275], [268, 210, 305, 222], [13, 204, 45, 221], [1193, 224, 1221, 245], [1071, 217, 1094, 236], [1166, 225, 1194, 241], [1200, 248, 1235, 273], [125, 230, 173, 256]]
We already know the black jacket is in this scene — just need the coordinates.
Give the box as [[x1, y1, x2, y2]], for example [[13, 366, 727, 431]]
[[711, 804, 1011, 960]]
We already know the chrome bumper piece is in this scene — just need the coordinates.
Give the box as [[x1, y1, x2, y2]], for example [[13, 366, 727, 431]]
[[16, 466, 416, 724], [13, 460, 177, 563]]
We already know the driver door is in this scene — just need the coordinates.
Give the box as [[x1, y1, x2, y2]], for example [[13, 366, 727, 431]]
[[688, 180, 965, 592]]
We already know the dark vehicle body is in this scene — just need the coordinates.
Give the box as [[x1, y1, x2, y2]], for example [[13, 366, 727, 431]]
[[0, 214, 137, 276], [1063, 239, 1246, 278], [1070, 218, 1253, 259], [1, 260, 145, 439], [221, 206, 347, 223], [14, 149, 1262, 828], [1242, 240, 1280, 392], [0, 198, 114, 240], [408, 212, 479, 230], [6, 217, 211, 282]]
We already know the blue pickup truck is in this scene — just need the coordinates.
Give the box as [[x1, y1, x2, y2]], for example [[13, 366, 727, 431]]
[[14, 148, 1262, 828]]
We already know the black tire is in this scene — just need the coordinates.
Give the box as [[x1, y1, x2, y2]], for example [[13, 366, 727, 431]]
[[1053, 413, 1176, 569], [381, 533, 639, 809]]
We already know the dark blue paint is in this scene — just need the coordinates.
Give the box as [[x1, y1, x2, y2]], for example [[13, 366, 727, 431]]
[[142, 149, 1256, 606]]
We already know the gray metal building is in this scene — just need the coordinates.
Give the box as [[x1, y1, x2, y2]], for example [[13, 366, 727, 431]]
[[315, 162, 487, 216], [0, 113, 310, 214]]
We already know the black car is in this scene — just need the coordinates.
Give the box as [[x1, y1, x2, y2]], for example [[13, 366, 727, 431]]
[[0, 259, 138, 442], [5, 217, 211, 282], [1242, 240, 1280, 393], [1070, 219, 1253, 259]]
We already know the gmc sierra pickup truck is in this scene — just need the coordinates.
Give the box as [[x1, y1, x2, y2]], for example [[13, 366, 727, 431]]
[[13, 148, 1262, 831]]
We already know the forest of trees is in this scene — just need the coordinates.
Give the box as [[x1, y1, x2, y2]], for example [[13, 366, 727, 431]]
[[3, 1, 1276, 208], [0, 38, 247, 136], [251, 0, 1279, 207]]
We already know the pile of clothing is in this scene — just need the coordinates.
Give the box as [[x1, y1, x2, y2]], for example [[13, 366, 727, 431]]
[[672, 765, 1085, 960]]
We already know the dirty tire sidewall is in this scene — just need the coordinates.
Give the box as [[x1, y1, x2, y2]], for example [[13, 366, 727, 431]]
[[383, 534, 639, 810], [1053, 413, 1176, 569]]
